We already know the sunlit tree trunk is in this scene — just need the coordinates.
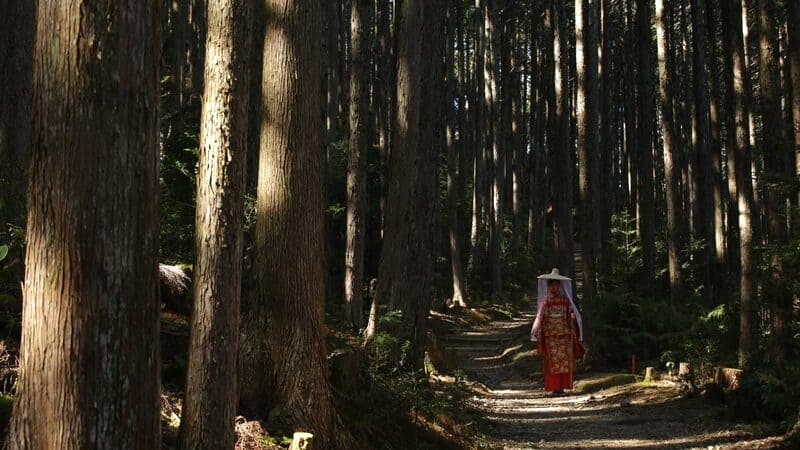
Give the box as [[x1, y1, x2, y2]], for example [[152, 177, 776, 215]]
[[180, 1, 252, 448], [722, 0, 756, 369], [8, 1, 161, 447], [345, 0, 371, 330], [239, 1, 341, 446], [656, 0, 684, 304]]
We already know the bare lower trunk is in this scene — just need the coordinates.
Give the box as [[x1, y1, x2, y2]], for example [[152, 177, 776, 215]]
[[239, 1, 341, 447], [345, 0, 371, 330], [722, 0, 756, 369], [656, 0, 683, 304], [180, 1, 252, 448], [8, 1, 161, 447]]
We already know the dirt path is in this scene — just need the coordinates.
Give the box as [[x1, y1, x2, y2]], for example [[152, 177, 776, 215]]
[[442, 313, 783, 449]]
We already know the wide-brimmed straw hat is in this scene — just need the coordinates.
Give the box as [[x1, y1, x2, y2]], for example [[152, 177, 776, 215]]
[[537, 268, 571, 281]]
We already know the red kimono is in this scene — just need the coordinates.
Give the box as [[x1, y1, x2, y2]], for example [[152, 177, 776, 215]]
[[536, 295, 584, 391]]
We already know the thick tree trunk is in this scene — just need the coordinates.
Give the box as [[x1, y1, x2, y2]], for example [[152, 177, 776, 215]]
[[758, 0, 790, 365], [656, 0, 684, 304], [239, 1, 341, 447], [180, 1, 253, 448], [369, 0, 442, 367], [722, 0, 756, 370], [345, 0, 371, 331], [8, 1, 161, 447], [576, 0, 599, 342]]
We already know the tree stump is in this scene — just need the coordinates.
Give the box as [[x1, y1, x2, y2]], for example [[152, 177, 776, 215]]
[[289, 432, 314, 450], [678, 362, 690, 377], [714, 367, 742, 390], [644, 367, 655, 382]]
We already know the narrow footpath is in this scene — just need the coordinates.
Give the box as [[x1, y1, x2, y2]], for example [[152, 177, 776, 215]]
[[442, 312, 785, 449]]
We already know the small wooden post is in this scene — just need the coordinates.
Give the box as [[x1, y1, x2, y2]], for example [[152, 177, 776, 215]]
[[678, 362, 690, 377], [289, 432, 314, 450], [644, 367, 655, 382], [631, 353, 636, 374]]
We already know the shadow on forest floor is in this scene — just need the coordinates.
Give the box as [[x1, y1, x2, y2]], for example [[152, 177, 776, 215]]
[[438, 311, 792, 449]]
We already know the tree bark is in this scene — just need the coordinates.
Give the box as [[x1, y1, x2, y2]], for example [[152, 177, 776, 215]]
[[345, 0, 371, 331], [447, 0, 468, 308], [368, 0, 443, 368], [758, 0, 790, 365], [636, 0, 656, 287], [239, 1, 340, 446], [693, 0, 714, 296], [8, 1, 161, 447], [707, 0, 728, 273], [180, 1, 252, 448], [576, 0, 599, 342], [471, 0, 487, 278], [487, 0, 504, 294], [656, 0, 684, 304], [721, 0, 756, 370], [599, 0, 615, 278], [552, 0, 574, 278]]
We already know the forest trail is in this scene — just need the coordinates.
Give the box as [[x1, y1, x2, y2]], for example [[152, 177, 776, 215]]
[[441, 313, 782, 450]]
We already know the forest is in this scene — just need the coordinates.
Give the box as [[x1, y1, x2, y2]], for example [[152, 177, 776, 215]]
[[1, 0, 800, 448]]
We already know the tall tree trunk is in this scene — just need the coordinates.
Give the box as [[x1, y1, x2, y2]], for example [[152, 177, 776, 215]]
[[656, 0, 684, 304], [552, 0, 574, 278], [636, 0, 656, 286], [8, 0, 161, 446], [345, 0, 371, 331], [239, 1, 340, 446], [368, 0, 443, 367], [181, 1, 253, 448], [375, 0, 392, 236], [693, 0, 714, 296], [447, 0, 468, 308], [758, 0, 790, 365], [487, 0, 504, 293], [471, 0, 487, 278], [707, 0, 727, 273], [576, 0, 599, 342], [623, 0, 638, 225], [599, 0, 615, 278], [722, 0, 756, 370]]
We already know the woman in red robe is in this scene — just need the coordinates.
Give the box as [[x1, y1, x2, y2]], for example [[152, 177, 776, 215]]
[[531, 269, 585, 395]]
